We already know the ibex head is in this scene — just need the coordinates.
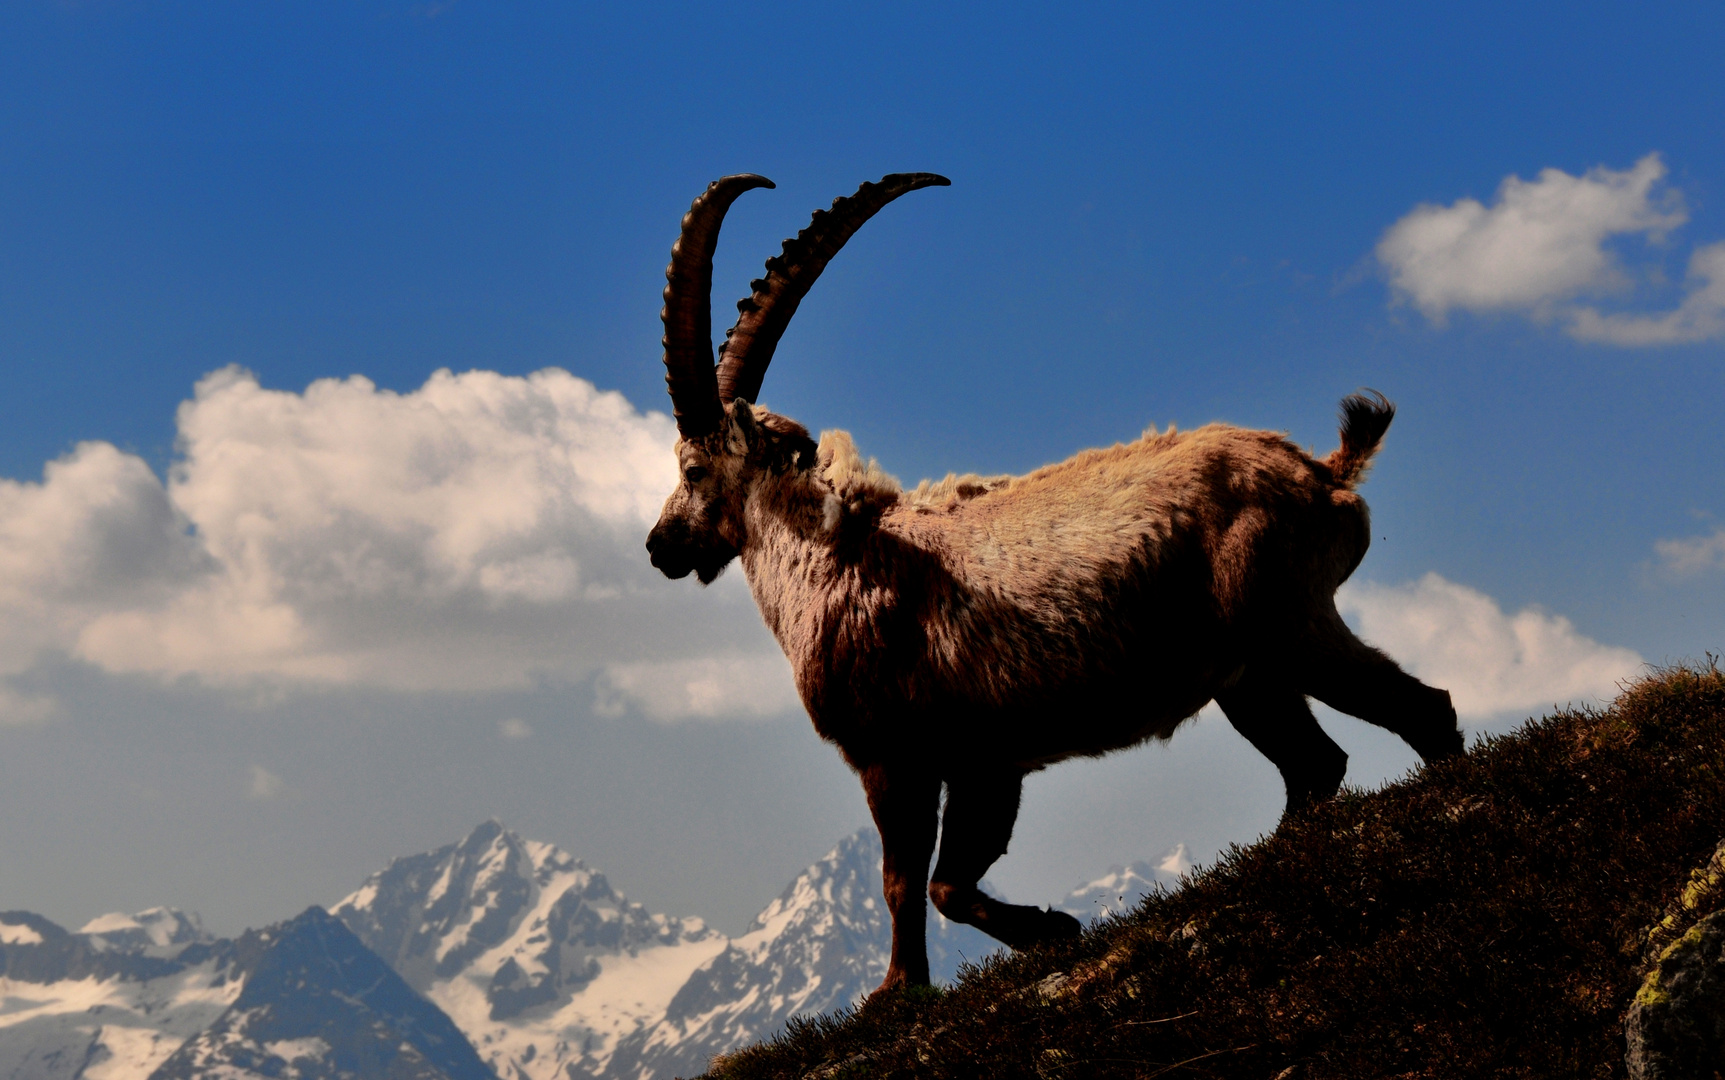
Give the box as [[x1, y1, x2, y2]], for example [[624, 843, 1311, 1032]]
[[645, 172, 949, 584]]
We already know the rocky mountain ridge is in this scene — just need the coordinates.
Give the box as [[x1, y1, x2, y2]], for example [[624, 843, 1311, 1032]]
[[331, 822, 1177, 1080], [2, 823, 1180, 1080], [0, 906, 486, 1080], [151, 907, 492, 1080]]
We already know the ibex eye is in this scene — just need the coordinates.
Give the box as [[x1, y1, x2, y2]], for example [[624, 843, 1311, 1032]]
[[684, 466, 708, 484]]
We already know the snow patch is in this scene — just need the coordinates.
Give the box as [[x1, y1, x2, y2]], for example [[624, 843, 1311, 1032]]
[[264, 1035, 331, 1062], [0, 960, 240, 1080], [79, 906, 208, 948]]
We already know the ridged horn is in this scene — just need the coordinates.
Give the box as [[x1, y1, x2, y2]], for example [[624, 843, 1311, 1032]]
[[661, 174, 775, 438], [715, 172, 950, 406]]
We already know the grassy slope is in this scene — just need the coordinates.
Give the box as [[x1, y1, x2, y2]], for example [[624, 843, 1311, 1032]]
[[701, 663, 1725, 1080]]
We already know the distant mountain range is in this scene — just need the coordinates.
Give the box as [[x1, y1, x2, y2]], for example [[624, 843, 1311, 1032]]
[[0, 823, 1182, 1079], [0, 905, 488, 1080]]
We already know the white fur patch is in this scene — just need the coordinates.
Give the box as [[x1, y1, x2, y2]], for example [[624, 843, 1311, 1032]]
[[817, 430, 899, 495], [904, 471, 1016, 513], [815, 429, 1021, 521]]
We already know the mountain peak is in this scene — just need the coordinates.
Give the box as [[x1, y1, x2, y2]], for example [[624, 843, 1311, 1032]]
[[0, 910, 66, 946], [79, 906, 210, 949], [333, 820, 728, 1077], [150, 906, 492, 1080], [3, 821, 1186, 1080]]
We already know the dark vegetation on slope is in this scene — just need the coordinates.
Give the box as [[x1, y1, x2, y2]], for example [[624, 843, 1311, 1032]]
[[700, 662, 1725, 1079]]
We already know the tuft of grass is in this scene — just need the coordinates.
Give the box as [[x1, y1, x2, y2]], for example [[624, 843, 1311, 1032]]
[[698, 661, 1725, 1079]]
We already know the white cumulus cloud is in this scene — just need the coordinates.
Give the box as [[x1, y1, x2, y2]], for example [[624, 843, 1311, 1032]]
[[1567, 242, 1725, 345], [0, 441, 208, 670], [0, 369, 1648, 732], [1376, 154, 1725, 345], [1337, 573, 1644, 722], [1653, 526, 1725, 577], [595, 653, 801, 724], [0, 366, 789, 719]]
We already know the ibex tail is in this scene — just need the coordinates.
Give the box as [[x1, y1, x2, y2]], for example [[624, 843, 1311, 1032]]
[[1325, 390, 1395, 488]]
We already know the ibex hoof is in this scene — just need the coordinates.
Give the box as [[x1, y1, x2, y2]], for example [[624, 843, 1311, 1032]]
[[1044, 908, 1083, 939]]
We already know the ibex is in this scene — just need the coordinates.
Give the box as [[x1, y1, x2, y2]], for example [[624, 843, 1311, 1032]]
[[646, 173, 1463, 994]]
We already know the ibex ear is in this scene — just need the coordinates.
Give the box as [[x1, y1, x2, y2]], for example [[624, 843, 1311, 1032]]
[[725, 399, 759, 455]]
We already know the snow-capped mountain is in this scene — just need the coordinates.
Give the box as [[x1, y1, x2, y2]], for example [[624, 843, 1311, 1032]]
[[331, 823, 1002, 1080], [151, 907, 492, 1080], [0, 823, 1188, 1080], [331, 822, 1187, 1080], [331, 820, 729, 1080], [611, 829, 1000, 1080], [617, 833, 1189, 1079], [1054, 844, 1190, 924], [0, 906, 490, 1080], [0, 908, 239, 1080], [78, 909, 211, 952]]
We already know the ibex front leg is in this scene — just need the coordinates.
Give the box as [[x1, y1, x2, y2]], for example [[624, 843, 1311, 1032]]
[[860, 761, 940, 994], [929, 770, 1082, 948]]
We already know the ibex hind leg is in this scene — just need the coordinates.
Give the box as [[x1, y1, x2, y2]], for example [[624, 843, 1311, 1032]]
[[1215, 678, 1348, 816], [928, 770, 1082, 949], [1300, 610, 1465, 763]]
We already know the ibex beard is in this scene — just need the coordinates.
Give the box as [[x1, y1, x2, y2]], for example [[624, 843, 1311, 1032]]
[[646, 173, 1464, 995]]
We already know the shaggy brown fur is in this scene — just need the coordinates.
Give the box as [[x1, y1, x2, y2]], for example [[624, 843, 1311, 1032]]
[[648, 393, 1463, 994], [649, 172, 1457, 995]]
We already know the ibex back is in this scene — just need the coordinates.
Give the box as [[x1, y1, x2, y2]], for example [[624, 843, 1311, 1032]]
[[646, 174, 1463, 994]]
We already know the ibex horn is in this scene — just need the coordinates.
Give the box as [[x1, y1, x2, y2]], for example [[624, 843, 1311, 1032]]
[[661, 174, 775, 439], [715, 173, 950, 407]]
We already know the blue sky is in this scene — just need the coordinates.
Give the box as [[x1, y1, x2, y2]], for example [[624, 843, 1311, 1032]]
[[1, 1, 1721, 936]]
